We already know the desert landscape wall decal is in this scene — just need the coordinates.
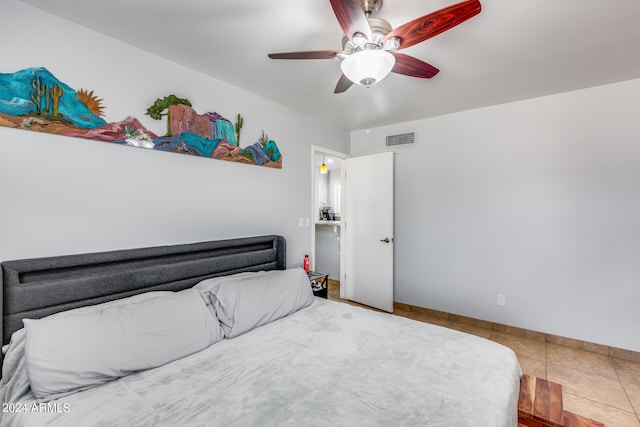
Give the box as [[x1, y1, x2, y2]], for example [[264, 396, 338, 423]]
[[0, 67, 282, 168]]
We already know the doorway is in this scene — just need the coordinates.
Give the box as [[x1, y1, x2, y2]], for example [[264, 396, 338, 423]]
[[311, 146, 348, 298], [311, 147, 394, 310]]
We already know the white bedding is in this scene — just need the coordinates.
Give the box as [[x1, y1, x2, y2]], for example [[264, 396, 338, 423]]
[[1, 298, 521, 427]]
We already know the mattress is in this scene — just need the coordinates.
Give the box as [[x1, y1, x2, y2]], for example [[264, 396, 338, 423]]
[[1, 298, 521, 427]]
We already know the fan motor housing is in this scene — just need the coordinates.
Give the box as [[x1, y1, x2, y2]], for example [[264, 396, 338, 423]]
[[342, 16, 393, 50], [360, 0, 382, 15]]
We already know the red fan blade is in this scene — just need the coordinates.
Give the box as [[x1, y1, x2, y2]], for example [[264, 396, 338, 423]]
[[385, 0, 481, 50], [334, 74, 354, 93], [391, 52, 440, 78], [268, 50, 342, 60], [330, 0, 371, 40]]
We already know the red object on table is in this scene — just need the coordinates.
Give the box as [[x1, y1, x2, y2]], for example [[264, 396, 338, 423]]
[[303, 255, 310, 273]]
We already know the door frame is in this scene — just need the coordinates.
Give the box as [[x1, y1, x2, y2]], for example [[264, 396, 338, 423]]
[[310, 145, 349, 298]]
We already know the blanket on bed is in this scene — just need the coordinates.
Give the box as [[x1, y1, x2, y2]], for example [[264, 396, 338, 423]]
[[1, 298, 520, 427]]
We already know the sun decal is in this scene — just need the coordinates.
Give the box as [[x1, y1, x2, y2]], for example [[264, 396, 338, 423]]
[[76, 88, 105, 117]]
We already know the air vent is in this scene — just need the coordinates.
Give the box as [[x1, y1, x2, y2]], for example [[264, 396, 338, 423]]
[[386, 132, 415, 146]]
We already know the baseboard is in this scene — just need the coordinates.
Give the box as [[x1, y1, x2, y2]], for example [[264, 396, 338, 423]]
[[393, 302, 640, 364]]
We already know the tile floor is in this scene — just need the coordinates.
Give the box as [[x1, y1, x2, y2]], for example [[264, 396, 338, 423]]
[[327, 282, 640, 427]]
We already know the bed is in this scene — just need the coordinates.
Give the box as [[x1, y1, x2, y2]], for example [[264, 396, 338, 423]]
[[1, 235, 521, 426]]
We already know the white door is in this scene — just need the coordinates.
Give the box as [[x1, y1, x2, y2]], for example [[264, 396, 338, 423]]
[[343, 152, 394, 312]]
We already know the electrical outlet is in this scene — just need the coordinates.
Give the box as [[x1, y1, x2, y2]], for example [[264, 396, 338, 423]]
[[497, 294, 506, 306]]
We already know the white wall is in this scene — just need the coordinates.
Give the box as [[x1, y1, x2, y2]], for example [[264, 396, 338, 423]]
[[317, 167, 330, 210], [315, 225, 341, 280], [352, 78, 640, 352], [0, 1, 349, 266]]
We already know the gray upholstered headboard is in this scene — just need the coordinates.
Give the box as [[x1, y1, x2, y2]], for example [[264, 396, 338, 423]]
[[0, 235, 286, 354]]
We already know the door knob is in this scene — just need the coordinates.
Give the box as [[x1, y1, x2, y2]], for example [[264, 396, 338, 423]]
[[380, 237, 393, 243]]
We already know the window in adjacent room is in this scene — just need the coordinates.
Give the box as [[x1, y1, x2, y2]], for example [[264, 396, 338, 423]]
[[332, 183, 341, 216]]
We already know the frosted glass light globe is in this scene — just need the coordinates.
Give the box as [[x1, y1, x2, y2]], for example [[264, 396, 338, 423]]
[[340, 50, 396, 87]]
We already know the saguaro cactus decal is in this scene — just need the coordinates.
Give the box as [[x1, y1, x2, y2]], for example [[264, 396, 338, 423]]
[[50, 83, 63, 118], [44, 85, 51, 115], [235, 114, 243, 146], [259, 130, 268, 145], [30, 76, 45, 115]]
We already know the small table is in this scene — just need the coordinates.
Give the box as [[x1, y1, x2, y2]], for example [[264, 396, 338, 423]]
[[517, 374, 605, 427], [308, 271, 328, 299]]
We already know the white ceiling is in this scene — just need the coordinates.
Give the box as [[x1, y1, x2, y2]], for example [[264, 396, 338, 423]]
[[21, 0, 640, 131]]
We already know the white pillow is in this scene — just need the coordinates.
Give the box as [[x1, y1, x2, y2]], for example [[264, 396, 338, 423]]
[[23, 289, 222, 401], [2, 291, 173, 384], [193, 270, 272, 293], [196, 268, 314, 338]]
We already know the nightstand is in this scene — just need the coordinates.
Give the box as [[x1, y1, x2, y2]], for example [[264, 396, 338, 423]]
[[308, 271, 328, 299]]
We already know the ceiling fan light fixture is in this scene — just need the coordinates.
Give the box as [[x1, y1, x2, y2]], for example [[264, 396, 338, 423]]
[[340, 49, 395, 88], [351, 32, 367, 49], [383, 37, 400, 51]]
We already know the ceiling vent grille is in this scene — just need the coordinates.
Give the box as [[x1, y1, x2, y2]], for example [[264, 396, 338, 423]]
[[386, 132, 415, 146]]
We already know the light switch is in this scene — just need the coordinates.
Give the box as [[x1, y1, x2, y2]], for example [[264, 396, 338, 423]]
[[304, 217, 310, 227], [298, 217, 304, 228]]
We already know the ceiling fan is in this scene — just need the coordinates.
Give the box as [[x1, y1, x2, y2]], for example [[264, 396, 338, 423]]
[[268, 0, 481, 93]]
